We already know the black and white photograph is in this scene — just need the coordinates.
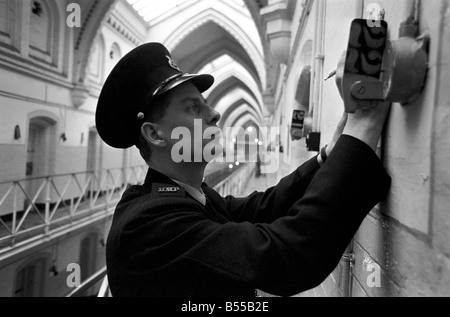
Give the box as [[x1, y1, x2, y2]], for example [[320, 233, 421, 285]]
[[0, 0, 449, 303]]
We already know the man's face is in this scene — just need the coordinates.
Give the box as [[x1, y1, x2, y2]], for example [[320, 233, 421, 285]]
[[157, 82, 222, 162]]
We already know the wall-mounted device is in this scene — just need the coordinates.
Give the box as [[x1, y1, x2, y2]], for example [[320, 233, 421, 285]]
[[291, 110, 305, 141], [381, 19, 429, 105], [342, 19, 388, 113], [306, 132, 321, 152], [341, 18, 429, 113]]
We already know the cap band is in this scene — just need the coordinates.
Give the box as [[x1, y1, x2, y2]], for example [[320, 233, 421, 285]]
[[153, 73, 184, 97]]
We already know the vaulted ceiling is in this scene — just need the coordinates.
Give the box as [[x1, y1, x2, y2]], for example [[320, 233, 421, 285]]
[[77, 0, 273, 133], [127, 0, 272, 130]]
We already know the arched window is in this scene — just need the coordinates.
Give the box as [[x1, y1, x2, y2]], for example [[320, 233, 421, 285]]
[[0, 0, 8, 33], [29, 0, 59, 64], [0, 0, 15, 47], [109, 43, 121, 61], [13, 256, 48, 297], [295, 41, 314, 136], [105, 43, 122, 77], [295, 66, 311, 111], [88, 35, 106, 86]]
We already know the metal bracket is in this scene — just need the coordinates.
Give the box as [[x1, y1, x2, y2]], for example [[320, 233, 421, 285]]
[[341, 252, 356, 267], [340, 19, 430, 113], [351, 81, 385, 100]]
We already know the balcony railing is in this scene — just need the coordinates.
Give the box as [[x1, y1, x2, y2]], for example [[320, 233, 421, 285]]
[[213, 163, 255, 197], [0, 166, 148, 250], [66, 267, 109, 298]]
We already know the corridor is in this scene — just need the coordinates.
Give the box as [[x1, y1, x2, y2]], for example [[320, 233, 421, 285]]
[[0, 0, 450, 298]]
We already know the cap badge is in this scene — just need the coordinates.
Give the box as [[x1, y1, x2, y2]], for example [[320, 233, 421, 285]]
[[166, 55, 181, 71]]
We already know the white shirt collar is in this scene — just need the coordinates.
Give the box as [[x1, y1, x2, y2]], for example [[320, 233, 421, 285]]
[[171, 179, 207, 206]]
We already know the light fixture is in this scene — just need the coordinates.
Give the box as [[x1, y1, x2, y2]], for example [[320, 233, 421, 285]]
[[32, 1, 43, 17], [49, 260, 59, 277], [14, 125, 21, 140]]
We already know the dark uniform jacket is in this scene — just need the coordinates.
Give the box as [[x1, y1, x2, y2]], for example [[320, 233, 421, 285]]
[[106, 135, 391, 297]]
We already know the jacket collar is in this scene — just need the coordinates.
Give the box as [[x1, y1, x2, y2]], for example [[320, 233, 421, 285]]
[[144, 167, 179, 187]]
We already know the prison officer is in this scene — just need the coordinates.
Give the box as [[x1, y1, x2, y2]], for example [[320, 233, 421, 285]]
[[96, 43, 391, 297]]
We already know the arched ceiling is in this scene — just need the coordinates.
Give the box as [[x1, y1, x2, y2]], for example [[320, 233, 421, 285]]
[[213, 87, 263, 126], [172, 24, 261, 90], [221, 103, 262, 132], [205, 74, 261, 114], [231, 113, 261, 133], [73, 0, 117, 84], [126, 0, 269, 131], [242, 120, 260, 132], [74, 0, 276, 138]]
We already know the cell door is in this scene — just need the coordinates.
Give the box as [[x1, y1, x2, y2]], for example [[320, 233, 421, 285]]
[[26, 127, 38, 177], [25, 117, 56, 207], [87, 128, 102, 194], [25, 124, 43, 209], [14, 258, 46, 297]]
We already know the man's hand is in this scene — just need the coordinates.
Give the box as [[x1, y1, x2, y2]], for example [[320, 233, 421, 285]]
[[334, 50, 391, 152], [343, 102, 391, 151]]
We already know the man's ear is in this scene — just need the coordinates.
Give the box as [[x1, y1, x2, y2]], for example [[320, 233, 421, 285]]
[[141, 122, 167, 148]]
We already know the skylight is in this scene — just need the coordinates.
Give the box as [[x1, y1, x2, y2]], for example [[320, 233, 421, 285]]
[[127, 0, 249, 23]]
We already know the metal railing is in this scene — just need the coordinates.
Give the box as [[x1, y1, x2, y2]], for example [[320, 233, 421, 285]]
[[0, 166, 147, 250]]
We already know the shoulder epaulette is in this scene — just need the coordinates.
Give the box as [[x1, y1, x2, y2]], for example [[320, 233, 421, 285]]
[[151, 183, 186, 199]]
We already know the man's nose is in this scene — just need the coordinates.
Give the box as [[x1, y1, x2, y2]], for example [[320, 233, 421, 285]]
[[207, 108, 221, 126]]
